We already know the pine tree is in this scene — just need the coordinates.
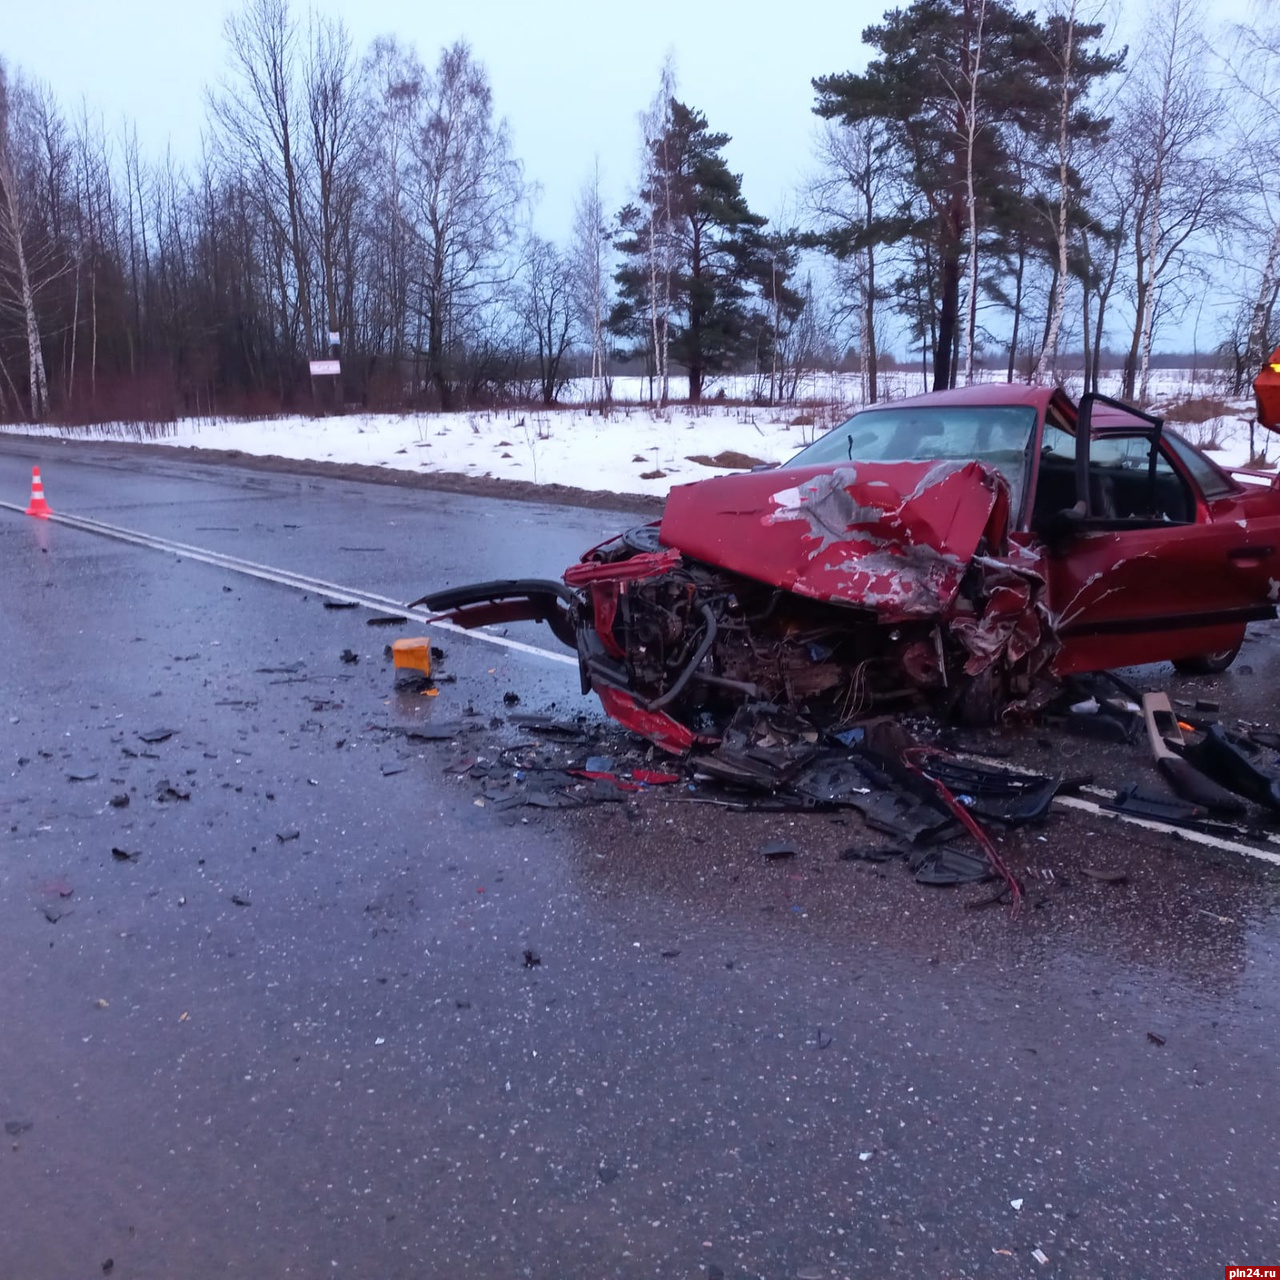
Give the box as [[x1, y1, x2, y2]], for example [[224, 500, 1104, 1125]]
[[813, 0, 1053, 391], [611, 99, 787, 401]]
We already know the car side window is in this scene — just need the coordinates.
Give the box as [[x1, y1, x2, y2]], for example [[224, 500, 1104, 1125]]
[[1163, 431, 1236, 499], [1032, 427, 1194, 528], [1031, 424, 1078, 528], [1086, 435, 1193, 523]]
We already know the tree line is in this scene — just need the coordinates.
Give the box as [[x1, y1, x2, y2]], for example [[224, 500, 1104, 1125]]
[[0, 0, 1275, 422]]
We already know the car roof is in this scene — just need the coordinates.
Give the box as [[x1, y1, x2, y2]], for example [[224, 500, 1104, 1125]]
[[859, 383, 1059, 413], [860, 383, 1171, 436]]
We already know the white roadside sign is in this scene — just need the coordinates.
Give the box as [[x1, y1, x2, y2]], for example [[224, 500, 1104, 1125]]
[[309, 359, 341, 376]]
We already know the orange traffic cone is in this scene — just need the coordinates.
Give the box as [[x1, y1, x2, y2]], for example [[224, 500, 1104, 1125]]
[[25, 467, 51, 519]]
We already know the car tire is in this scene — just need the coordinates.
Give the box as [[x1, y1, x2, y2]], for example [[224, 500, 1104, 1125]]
[[1173, 645, 1242, 676]]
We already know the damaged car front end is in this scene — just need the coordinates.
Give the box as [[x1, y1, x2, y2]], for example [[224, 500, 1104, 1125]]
[[415, 386, 1280, 753]]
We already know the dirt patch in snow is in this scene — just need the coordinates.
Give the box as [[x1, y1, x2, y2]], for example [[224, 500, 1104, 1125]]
[[685, 449, 771, 470]]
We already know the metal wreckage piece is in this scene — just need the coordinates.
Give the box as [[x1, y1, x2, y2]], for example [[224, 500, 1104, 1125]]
[[413, 459, 1057, 753]]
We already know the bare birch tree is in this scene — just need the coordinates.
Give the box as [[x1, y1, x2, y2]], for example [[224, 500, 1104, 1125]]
[[519, 234, 575, 405], [639, 59, 677, 404], [1032, 0, 1077, 382], [303, 15, 361, 361], [362, 36, 421, 372], [806, 119, 891, 403], [211, 0, 314, 365], [0, 62, 50, 419], [1222, 15, 1280, 383], [570, 160, 611, 410], [1119, 0, 1230, 401], [960, 0, 987, 385], [402, 41, 523, 409]]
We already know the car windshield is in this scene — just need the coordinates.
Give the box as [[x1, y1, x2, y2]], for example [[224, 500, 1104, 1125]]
[[786, 404, 1037, 514]]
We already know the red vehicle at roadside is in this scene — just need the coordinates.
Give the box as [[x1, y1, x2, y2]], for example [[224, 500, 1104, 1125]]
[[1257, 346, 1280, 429], [418, 386, 1280, 753]]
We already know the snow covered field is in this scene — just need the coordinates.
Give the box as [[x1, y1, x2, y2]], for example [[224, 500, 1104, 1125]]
[[2, 373, 1269, 501]]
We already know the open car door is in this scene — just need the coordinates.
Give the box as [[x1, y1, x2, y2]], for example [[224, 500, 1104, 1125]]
[[1042, 394, 1280, 673]]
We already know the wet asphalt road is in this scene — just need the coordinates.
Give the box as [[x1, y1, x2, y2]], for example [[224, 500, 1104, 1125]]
[[1, 438, 1278, 1280]]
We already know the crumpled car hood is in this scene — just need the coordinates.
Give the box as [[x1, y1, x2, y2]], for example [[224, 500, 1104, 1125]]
[[658, 459, 1012, 621]]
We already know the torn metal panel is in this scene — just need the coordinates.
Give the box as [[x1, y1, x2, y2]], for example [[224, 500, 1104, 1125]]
[[593, 686, 699, 755], [658, 459, 1010, 621]]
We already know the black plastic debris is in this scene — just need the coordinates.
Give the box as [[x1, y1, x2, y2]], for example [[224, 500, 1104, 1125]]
[[909, 844, 993, 886], [522, 949, 541, 967], [1185, 724, 1280, 812], [157, 782, 190, 802], [381, 762, 407, 776], [1055, 676, 1143, 743], [230, 894, 252, 907], [503, 691, 521, 706], [839, 846, 902, 863], [847, 789, 958, 844], [255, 662, 305, 674], [1156, 756, 1248, 818], [760, 840, 798, 860], [367, 615, 408, 627], [340, 649, 360, 665], [276, 829, 300, 843], [1104, 783, 1213, 826], [1062, 706, 1140, 743], [912, 757, 1059, 825], [1080, 867, 1129, 884], [697, 702, 823, 789], [111, 847, 141, 862], [509, 715, 591, 741], [375, 722, 468, 743], [792, 757, 873, 805], [324, 600, 358, 610], [66, 770, 98, 782], [3, 1120, 33, 1137], [138, 729, 176, 744], [108, 793, 130, 808]]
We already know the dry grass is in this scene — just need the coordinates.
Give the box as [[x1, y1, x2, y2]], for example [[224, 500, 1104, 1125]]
[[1160, 395, 1234, 425], [685, 449, 771, 470]]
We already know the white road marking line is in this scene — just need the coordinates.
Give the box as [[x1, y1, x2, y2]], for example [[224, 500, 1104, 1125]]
[[0, 500, 578, 667], [955, 750, 1280, 865], [1053, 794, 1280, 866]]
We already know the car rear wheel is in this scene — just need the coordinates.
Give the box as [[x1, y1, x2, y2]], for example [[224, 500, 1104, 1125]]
[[1172, 644, 1242, 676]]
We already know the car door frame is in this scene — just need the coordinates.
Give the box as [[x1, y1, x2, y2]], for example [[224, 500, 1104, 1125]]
[[1045, 393, 1278, 673]]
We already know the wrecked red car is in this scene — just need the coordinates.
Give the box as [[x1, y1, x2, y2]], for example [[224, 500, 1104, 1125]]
[[416, 386, 1280, 753]]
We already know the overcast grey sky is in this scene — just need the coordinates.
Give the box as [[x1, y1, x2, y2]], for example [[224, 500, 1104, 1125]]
[[3, 0, 1263, 350], [3, 0, 887, 236]]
